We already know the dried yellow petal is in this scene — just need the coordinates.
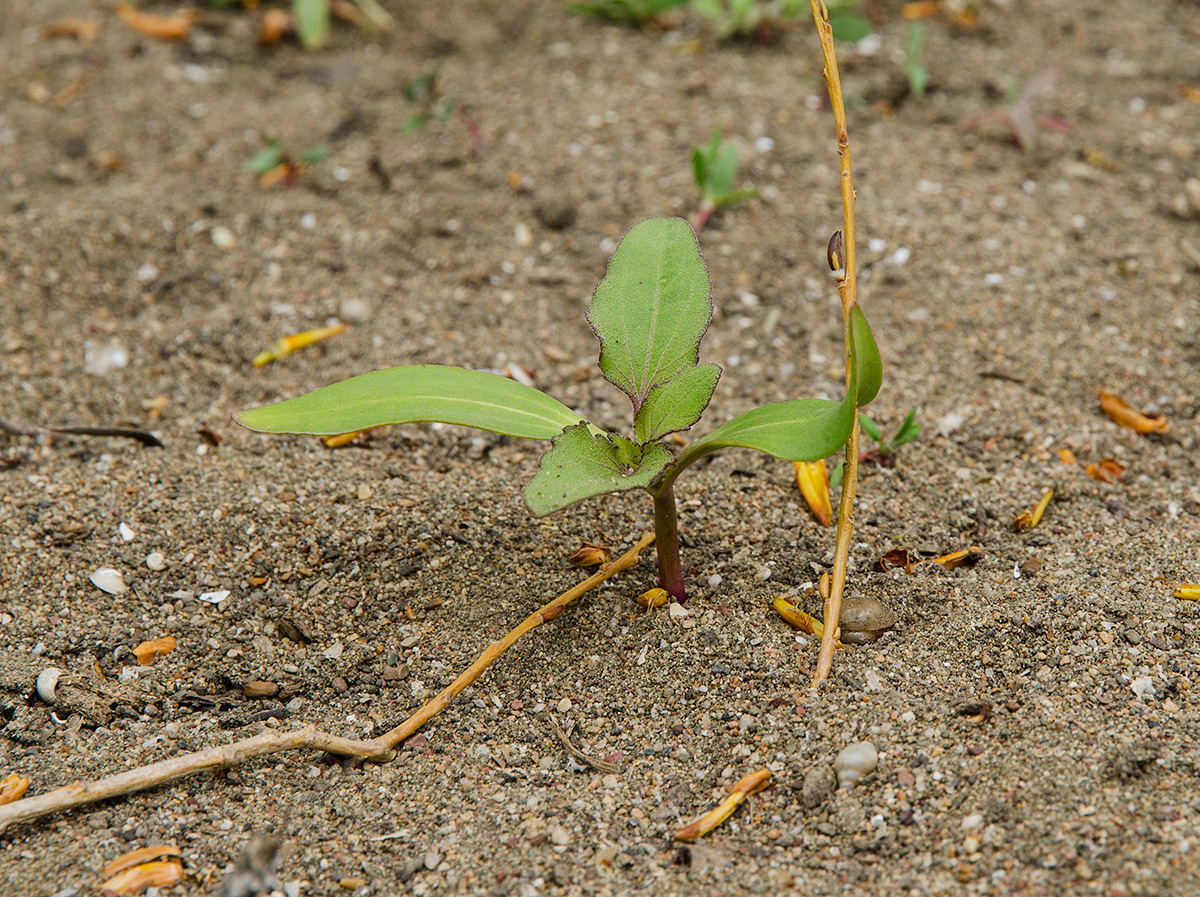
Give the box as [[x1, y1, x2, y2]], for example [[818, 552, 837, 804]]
[[0, 773, 29, 805], [771, 596, 825, 637], [114, 3, 194, 41], [795, 461, 833, 527], [636, 587, 669, 608], [1098, 389, 1169, 435], [1174, 585, 1200, 601], [322, 429, 371, 448], [133, 636, 177, 665], [103, 845, 182, 878], [1058, 448, 1077, 465], [1014, 488, 1053, 531], [675, 768, 771, 842], [100, 860, 184, 894], [569, 541, 612, 567], [930, 546, 983, 569], [254, 323, 348, 366]]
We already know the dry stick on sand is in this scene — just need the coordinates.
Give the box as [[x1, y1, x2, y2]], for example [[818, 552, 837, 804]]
[[0, 533, 656, 833], [808, 0, 863, 684]]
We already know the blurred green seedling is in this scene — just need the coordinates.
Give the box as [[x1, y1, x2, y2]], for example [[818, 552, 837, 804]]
[[568, 0, 688, 26], [690, 0, 807, 42], [244, 135, 329, 187], [402, 68, 482, 152], [904, 23, 929, 98], [236, 218, 881, 602], [963, 61, 1070, 151], [830, 408, 919, 488], [692, 127, 759, 231]]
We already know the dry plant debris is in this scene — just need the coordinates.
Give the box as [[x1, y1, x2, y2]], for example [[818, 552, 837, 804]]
[[252, 323, 348, 367], [675, 768, 771, 842], [1013, 488, 1053, 531], [795, 460, 833, 526], [1098, 389, 1169, 434], [114, 3, 197, 41]]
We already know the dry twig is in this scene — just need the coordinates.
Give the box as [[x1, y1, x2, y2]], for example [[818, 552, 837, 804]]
[[0, 534, 655, 833]]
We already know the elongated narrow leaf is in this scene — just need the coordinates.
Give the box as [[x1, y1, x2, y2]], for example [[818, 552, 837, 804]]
[[293, 0, 330, 49], [851, 303, 882, 408], [234, 365, 583, 440], [684, 395, 854, 464], [634, 363, 721, 444], [525, 423, 674, 516], [587, 218, 712, 413]]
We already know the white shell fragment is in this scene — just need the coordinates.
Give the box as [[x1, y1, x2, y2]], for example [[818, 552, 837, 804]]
[[834, 741, 879, 789], [198, 589, 230, 605], [118, 522, 135, 542], [145, 552, 167, 571], [90, 567, 128, 595], [36, 667, 63, 704]]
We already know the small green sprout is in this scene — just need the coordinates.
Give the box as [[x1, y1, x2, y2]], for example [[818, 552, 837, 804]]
[[568, 0, 688, 26], [402, 68, 482, 152], [245, 135, 329, 187], [690, 0, 805, 42], [829, 409, 919, 488], [904, 23, 929, 98], [235, 218, 881, 602], [691, 127, 759, 232], [963, 62, 1071, 152]]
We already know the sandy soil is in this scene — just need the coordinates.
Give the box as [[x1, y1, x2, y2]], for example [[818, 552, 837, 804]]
[[2, 0, 1200, 894]]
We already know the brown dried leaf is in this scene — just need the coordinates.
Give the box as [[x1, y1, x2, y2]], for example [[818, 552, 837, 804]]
[[133, 635, 177, 665], [114, 3, 195, 40], [100, 860, 184, 895], [1098, 389, 1169, 435], [675, 768, 771, 842], [41, 18, 102, 41], [1085, 457, 1126, 484], [569, 541, 612, 567], [879, 548, 916, 575]]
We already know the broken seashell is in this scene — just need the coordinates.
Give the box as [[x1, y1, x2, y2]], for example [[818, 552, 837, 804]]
[[834, 741, 879, 789], [838, 594, 896, 644], [36, 667, 63, 704], [90, 567, 128, 594]]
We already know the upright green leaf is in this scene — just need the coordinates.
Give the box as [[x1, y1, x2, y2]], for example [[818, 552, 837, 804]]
[[525, 424, 675, 516], [587, 218, 712, 414], [850, 303, 882, 408], [234, 365, 583, 440], [633, 363, 721, 444], [294, 0, 330, 49]]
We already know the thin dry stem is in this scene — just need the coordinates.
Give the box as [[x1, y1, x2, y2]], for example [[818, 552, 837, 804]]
[[0, 534, 655, 834], [808, 0, 860, 684]]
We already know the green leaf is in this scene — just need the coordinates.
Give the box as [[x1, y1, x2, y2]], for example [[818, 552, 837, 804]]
[[682, 395, 854, 465], [890, 409, 920, 449], [587, 218, 712, 414], [298, 145, 330, 165], [402, 113, 430, 133], [710, 142, 738, 197], [829, 13, 870, 43], [858, 414, 881, 443], [712, 187, 759, 208], [634, 363, 721, 444], [851, 303, 882, 408], [525, 424, 675, 516], [829, 459, 845, 490], [244, 145, 283, 174], [691, 147, 706, 192], [294, 0, 331, 49], [234, 365, 583, 440]]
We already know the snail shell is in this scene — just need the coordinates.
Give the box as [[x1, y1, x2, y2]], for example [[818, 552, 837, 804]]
[[834, 741, 879, 789], [839, 594, 896, 645], [36, 667, 63, 704]]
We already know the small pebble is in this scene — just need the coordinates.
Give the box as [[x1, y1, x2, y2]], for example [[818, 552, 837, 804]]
[[556, 697, 572, 713], [210, 225, 236, 248], [550, 825, 570, 846], [708, 574, 722, 588], [339, 297, 371, 323]]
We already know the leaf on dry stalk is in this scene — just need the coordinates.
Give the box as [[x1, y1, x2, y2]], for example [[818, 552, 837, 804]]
[[1174, 585, 1200, 601], [253, 324, 348, 367], [99, 859, 184, 894], [674, 768, 771, 842], [1098, 389, 1169, 435], [0, 773, 29, 806], [133, 636, 177, 665], [795, 461, 833, 527], [114, 3, 195, 40], [1013, 488, 1053, 531], [1085, 457, 1126, 484], [930, 546, 983, 569], [879, 548, 916, 575], [569, 541, 612, 567]]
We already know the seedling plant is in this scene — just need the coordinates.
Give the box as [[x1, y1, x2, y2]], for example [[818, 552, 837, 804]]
[[568, 0, 688, 26], [829, 408, 919, 488], [244, 135, 329, 188], [963, 61, 1070, 151], [690, 0, 806, 42], [402, 68, 483, 152], [692, 127, 759, 232], [234, 217, 881, 603], [904, 23, 929, 98]]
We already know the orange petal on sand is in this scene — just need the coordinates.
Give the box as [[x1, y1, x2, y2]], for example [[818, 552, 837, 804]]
[[1085, 457, 1126, 484], [880, 548, 916, 575], [1098, 389, 1169, 435], [133, 636, 177, 665], [41, 18, 102, 41], [1174, 585, 1200, 601], [795, 461, 833, 527], [1058, 448, 1077, 465], [675, 768, 771, 842], [901, 1, 940, 19], [100, 860, 184, 895], [636, 587, 669, 608], [931, 546, 983, 569], [771, 596, 827, 638], [114, 3, 196, 41], [103, 845, 183, 879], [322, 429, 372, 448], [0, 773, 29, 805], [257, 7, 293, 45], [569, 541, 612, 567], [1013, 488, 1053, 531], [1179, 84, 1200, 105]]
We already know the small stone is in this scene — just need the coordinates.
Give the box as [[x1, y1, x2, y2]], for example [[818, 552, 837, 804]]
[[339, 297, 371, 323], [243, 680, 279, 699], [961, 813, 985, 831], [136, 263, 160, 284], [423, 852, 441, 870], [802, 765, 837, 809], [707, 574, 723, 588], [357, 484, 373, 501], [323, 641, 344, 660], [556, 697, 572, 713], [514, 222, 533, 247], [332, 677, 348, 694], [535, 196, 577, 230], [755, 566, 772, 582], [118, 522, 136, 542], [549, 825, 570, 846], [834, 741, 879, 789], [210, 225, 236, 249]]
